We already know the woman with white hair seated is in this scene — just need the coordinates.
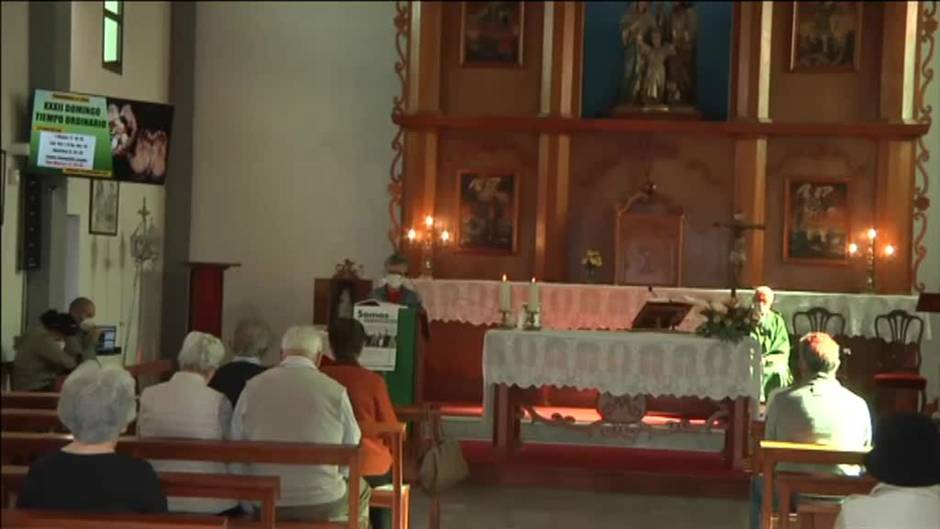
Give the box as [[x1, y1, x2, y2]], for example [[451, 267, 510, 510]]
[[137, 331, 236, 514], [17, 362, 167, 513]]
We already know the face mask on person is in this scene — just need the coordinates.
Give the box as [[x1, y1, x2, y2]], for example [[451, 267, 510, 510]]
[[385, 274, 405, 290], [80, 319, 96, 332]]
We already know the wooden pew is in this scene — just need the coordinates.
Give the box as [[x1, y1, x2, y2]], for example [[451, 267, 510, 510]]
[[775, 472, 876, 529], [2, 508, 228, 529], [360, 422, 407, 529], [393, 404, 443, 529], [794, 501, 842, 529], [51, 358, 176, 393], [1, 410, 66, 433], [0, 393, 59, 410], [758, 440, 868, 529], [2, 465, 279, 529], [1, 432, 363, 529]]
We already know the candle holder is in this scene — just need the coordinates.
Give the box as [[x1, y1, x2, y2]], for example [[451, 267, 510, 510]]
[[848, 228, 895, 293], [523, 303, 542, 331], [499, 309, 514, 329], [405, 215, 451, 278]]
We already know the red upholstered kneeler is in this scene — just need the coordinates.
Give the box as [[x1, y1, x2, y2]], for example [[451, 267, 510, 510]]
[[185, 262, 240, 338]]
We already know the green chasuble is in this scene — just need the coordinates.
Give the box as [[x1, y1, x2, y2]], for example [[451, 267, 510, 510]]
[[751, 310, 792, 401]]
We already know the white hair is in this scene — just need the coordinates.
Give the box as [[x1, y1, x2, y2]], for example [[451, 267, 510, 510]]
[[754, 285, 775, 304], [57, 362, 136, 444], [281, 326, 324, 359], [231, 319, 272, 359], [177, 331, 226, 373]]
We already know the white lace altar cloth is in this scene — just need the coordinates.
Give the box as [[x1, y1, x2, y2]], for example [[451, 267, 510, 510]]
[[483, 329, 763, 409], [412, 279, 930, 339]]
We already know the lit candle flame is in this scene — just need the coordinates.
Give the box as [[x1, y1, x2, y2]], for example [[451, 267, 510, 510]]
[[867, 228, 877, 241], [424, 215, 434, 228], [884, 244, 896, 257], [531, 277, 536, 283], [440, 229, 450, 242], [502, 274, 507, 281], [848, 242, 858, 255], [406, 228, 417, 241]]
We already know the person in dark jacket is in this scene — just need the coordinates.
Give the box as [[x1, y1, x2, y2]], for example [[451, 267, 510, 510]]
[[209, 319, 271, 407], [18, 362, 167, 513], [13, 310, 80, 391]]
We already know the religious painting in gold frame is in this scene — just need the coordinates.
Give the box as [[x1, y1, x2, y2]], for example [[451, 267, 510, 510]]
[[789, 1, 862, 72], [783, 177, 850, 264], [614, 187, 684, 286], [460, 1, 525, 67], [455, 170, 519, 254]]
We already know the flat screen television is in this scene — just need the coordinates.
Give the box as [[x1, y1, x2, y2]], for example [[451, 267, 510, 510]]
[[27, 89, 174, 185]]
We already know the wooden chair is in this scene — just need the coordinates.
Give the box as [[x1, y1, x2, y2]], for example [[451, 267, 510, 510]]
[[360, 422, 408, 529], [873, 310, 927, 413], [2, 466, 278, 529], [1, 433, 363, 529], [794, 501, 842, 529], [775, 472, 876, 529], [791, 308, 846, 337], [394, 404, 443, 529], [1, 509, 229, 529], [757, 440, 868, 529]]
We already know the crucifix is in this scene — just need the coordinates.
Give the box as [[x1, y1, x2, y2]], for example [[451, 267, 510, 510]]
[[713, 213, 765, 297]]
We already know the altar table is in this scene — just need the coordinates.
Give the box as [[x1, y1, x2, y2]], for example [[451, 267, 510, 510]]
[[483, 329, 763, 469], [413, 279, 930, 339]]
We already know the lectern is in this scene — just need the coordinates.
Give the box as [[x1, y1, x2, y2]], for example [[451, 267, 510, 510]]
[[185, 262, 240, 338]]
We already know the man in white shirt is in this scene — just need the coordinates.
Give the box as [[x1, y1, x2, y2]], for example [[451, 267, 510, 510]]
[[750, 332, 872, 529], [230, 325, 369, 524], [835, 413, 940, 529]]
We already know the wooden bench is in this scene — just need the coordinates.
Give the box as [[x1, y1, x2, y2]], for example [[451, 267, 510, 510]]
[[1, 433, 363, 529], [2, 508, 228, 529], [2, 465, 279, 528], [393, 404, 443, 529], [0, 392, 59, 410], [1, 395, 431, 529], [758, 440, 868, 529], [794, 500, 842, 529]]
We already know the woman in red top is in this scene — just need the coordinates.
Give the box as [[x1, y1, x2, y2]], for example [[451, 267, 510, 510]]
[[322, 318, 398, 476]]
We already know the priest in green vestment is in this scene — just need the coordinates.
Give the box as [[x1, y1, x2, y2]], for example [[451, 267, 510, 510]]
[[750, 286, 792, 401]]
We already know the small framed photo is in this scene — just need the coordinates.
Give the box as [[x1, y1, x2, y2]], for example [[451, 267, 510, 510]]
[[460, 1, 524, 67], [783, 178, 850, 263], [456, 171, 519, 253], [89, 179, 119, 236], [790, 1, 862, 72]]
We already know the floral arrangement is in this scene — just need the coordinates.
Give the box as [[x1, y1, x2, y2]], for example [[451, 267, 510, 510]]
[[581, 249, 603, 282], [695, 295, 761, 342], [581, 249, 603, 270]]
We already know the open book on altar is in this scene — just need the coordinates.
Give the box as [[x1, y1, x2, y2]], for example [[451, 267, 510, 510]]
[[631, 301, 694, 331]]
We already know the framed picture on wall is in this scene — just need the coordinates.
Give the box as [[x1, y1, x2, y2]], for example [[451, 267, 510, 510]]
[[460, 1, 525, 67], [456, 170, 519, 253], [89, 179, 120, 236], [789, 1, 862, 72], [783, 178, 850, 263]]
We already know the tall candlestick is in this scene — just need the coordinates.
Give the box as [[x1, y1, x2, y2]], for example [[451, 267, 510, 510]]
[[529, 277, 540, 310], [499, 275, 511, 312]]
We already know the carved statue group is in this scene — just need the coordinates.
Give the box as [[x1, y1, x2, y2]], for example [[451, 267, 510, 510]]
[[618, 1, 698, 113]]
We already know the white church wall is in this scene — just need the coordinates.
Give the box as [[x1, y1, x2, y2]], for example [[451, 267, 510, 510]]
[[68, 1, 171, 363], [188, 2, 397, 342], [920, 44, 940, 403], [1, 1, 30, 361]]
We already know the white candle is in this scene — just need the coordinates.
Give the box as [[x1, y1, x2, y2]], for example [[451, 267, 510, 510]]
[[529, 277, 540, 310], [499, 275, 511, 311]]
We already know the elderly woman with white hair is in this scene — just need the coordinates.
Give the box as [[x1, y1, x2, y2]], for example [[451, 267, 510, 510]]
[[137, 331, 236, 515], [17, 362, 167, 513], [209, 319, 272, 407], [230, 325, 370, 524]]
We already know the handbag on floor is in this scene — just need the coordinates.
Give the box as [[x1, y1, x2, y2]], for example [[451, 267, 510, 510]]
[[418, 408, 468, 493]]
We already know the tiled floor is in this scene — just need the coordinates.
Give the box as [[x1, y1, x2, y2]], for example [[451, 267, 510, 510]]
[[408, 484, 749, 529]]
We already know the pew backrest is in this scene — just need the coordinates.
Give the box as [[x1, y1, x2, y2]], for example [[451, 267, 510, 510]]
[[758, 440, 868, 529], [1, 509, 228, 529], [0, 393, 59, 410]]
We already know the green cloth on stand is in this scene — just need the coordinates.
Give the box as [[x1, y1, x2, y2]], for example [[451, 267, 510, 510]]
[[383, 306, 417, 406], [751, 310, 793, 401]]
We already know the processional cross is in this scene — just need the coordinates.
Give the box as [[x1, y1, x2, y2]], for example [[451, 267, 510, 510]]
[[713, 213, 765, 297]]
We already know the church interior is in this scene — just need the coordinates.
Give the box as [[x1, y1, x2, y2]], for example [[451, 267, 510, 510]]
[[1, 1, 939, 529]]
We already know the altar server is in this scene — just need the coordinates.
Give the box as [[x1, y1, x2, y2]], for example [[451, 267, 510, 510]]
[[750, 286, 792, 401]]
